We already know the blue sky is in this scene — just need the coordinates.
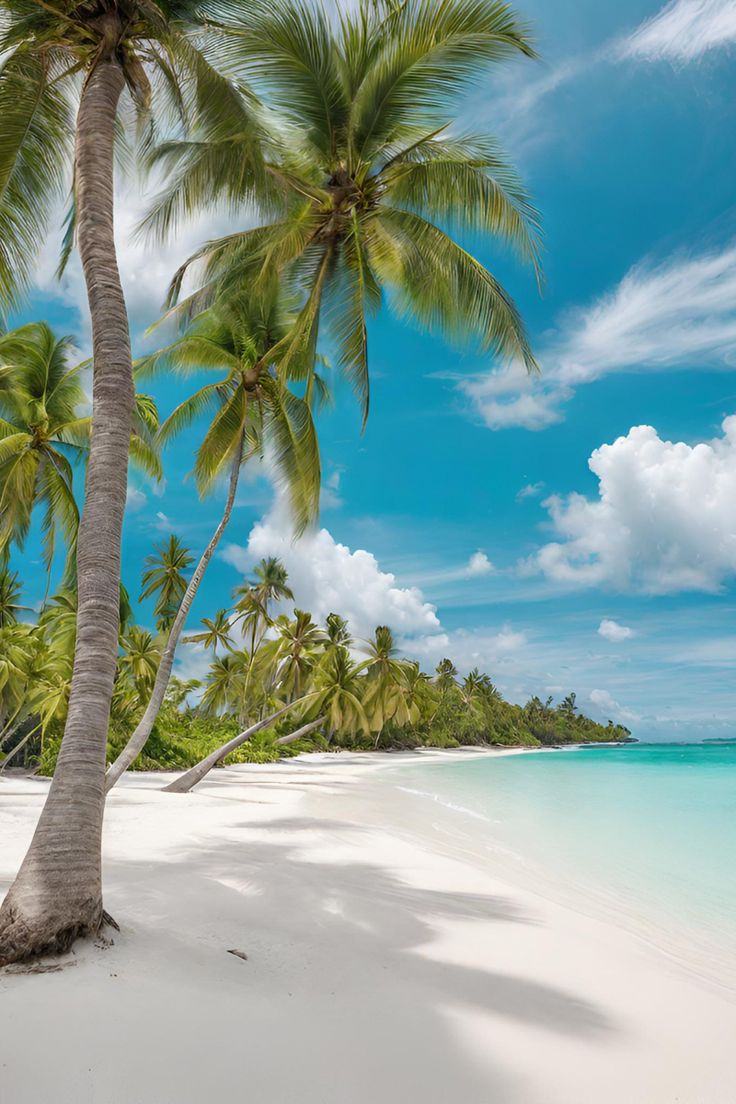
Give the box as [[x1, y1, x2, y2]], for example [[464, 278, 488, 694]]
[[11, 0, 736, 741]]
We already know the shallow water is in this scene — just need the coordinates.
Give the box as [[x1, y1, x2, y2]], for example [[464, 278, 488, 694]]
[[388, 744, 736, 989]]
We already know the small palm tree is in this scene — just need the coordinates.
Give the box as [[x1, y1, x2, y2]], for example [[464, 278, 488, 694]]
[[0, 568, 27, 628], [360, 625, 408, 735], [140, 536, 194, 633], [233, 554, 296, 658], [154, 0, 540, 424], [183, 610, 234, 655], [435, 658, 459, 693], [310, 647, 370, 744], [118, 627, 161, 698], [274, 610, 326, 702], [324, 612, 352, 651]]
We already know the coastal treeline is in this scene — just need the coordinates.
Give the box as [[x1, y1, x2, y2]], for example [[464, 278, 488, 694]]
[[0, 556, 630, 782], [0, 0, 551, 963]]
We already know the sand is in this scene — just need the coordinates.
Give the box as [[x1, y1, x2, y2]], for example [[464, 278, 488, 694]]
[[1, 749, 735, 1104]]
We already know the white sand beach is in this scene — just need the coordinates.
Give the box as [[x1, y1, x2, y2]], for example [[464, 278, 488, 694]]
[[2, 750, 735, 1104]]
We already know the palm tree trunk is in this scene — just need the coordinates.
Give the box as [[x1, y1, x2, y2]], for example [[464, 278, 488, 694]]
[[162, 701, 299, 793], [105, 440, 243, 792], [274, 716, 324, 747], [0, 59, 132, 966]]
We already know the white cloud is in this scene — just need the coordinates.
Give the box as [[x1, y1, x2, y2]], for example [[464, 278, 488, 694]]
[[589, 688, 641, 723], [153, 511, 174, 532], [530, 416, 736, 593], [126, 484, 147, 512], [516, 481, 545, 502], [598, 618, 635, 642], [621, 0, 736, 62], [463, 244, 736, 430], [220, 499, 440, 641], [35, 182, 240, 352], [465, 550, 494, 577]]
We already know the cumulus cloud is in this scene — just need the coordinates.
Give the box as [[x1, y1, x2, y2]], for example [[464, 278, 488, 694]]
[[220, 500, 440, 641], [589, 688, 641, 723], [598, 618, 635, 642], [621, 0, 736, 62], [463, 244, 736, 431], [529, 416, 736, 593], [465, 551, 494, 577]]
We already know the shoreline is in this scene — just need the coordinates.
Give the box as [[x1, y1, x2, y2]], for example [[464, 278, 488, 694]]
[[2, 751, 735, 1103]]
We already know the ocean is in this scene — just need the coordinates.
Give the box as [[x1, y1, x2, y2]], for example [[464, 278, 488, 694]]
[[388, 743, 736, 990]]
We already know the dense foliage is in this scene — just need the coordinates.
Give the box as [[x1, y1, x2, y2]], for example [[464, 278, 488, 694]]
[[0, 561, 631, 778]]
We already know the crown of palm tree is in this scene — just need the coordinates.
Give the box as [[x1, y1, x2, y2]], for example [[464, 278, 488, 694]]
[[311, 645, 369, 737], [183, 609, 234, 654], [139, 291, 324, 534], [0, 0, 265, 307], [140, 534, 194, 632], [0, 567, 28, 628], [148, 0, 541, 427], [0, 322, 162, 577]]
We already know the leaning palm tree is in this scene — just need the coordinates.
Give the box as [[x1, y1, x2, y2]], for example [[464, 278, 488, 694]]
[[0, 0, 264, 963], [105, 293, 321, 792], [151, 0, 540, 425], [140, 535, 194, 632]]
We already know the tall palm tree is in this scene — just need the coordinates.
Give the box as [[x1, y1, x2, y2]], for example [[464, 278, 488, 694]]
[[140, 535, 194, 632], [0, 0, 261, 963], [105, 292, 318, 791], [152, 0, 540, 425]]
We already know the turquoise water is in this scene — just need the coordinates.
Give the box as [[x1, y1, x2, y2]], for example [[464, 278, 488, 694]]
[[390, 744, 736, 985]]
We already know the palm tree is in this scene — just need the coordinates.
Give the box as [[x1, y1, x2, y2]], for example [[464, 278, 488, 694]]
[[310, 647, 370, 744], [183, 610, 234, 655], [0, 324, 83, 578], [233, 555, 296, 656], [118, 627, 161, 698], [0, 0, 261, 963], [154, 0, 540, 426], [140, 535, 194, 632], [360, 625, 408, 737], [434, 658, 459, 693], [274, 609, 326, 703], [104, 291, 317, 792], [0, 567, 27, 628], [324, 612, 352, 651]]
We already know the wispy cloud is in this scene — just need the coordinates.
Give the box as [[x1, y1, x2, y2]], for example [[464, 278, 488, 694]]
[[462, 243, 736, 430], [620, 0, 736, 62]]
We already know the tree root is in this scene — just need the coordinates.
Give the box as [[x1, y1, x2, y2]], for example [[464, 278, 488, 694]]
[[0, 898, 109, 969]]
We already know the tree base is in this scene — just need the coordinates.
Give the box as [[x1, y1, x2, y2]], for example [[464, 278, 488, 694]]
[[0, 894, 110, 968]]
